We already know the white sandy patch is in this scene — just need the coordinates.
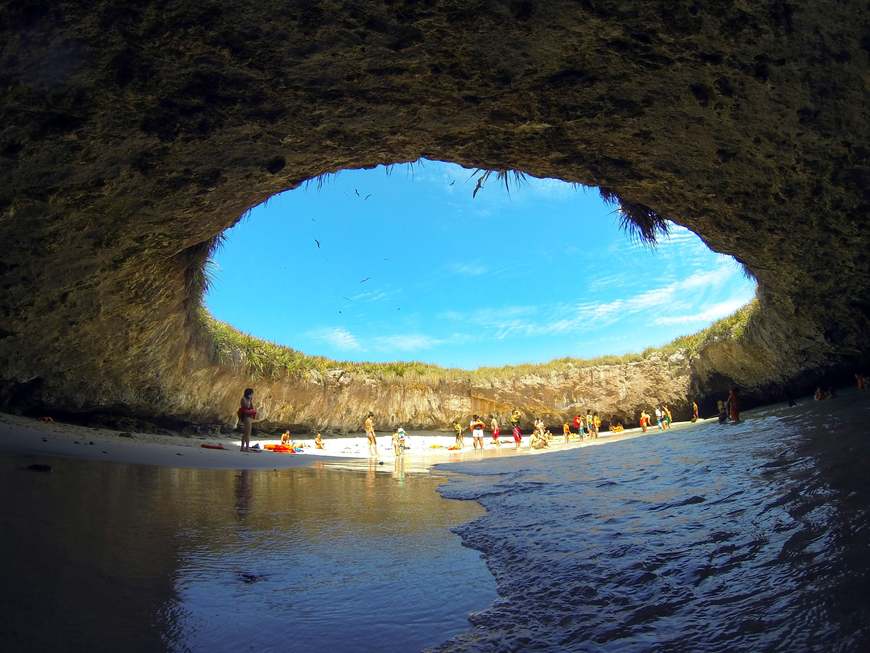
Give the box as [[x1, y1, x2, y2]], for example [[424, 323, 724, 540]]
[[0, 411, 715, 473]]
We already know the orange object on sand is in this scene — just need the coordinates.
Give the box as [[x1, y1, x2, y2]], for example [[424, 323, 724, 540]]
[[264, 444, 297, 453]]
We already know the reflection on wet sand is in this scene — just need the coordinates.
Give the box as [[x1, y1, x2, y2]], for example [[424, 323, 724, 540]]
[[0, 456, 494, 652]]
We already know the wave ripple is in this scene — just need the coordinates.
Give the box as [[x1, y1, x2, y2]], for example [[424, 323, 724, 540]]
[[434, 394, 870, 652]]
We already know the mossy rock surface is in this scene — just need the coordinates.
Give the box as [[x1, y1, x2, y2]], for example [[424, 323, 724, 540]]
[[0, 2, 867, 430]]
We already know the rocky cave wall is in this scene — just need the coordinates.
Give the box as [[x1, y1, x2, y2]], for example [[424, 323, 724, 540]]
[[0, 1, 868, 431]]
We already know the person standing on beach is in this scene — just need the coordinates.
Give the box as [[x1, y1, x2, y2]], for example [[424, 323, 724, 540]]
[[512, 423, 523, 449], [691, 401, 699, 422], [470, 415, 485, 450], [392, 428, 406, 457], [585, 409, 593, 438], [453, 418, 464, 449], [572, 414, 581, 434], [593, 412, 601, 438], [238, 388, 256, 452], [726, 388, 740, 422], [654, 406, 663, 431], [663, 406, 672, 430], [562, 422, 571, 444], [639, 410, 649, 433], [490, 414, 501, 446], [510, 408, 521, 428], [364, 412, 377, 457]]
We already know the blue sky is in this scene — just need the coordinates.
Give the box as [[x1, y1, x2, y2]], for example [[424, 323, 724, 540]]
[[205, 160, 756, 369]]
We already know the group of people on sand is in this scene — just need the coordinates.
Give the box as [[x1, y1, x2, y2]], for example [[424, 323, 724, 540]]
[[637, 405, 673, 433]]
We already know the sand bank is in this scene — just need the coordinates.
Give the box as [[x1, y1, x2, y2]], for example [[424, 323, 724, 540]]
[[0, 411, 714, 472]]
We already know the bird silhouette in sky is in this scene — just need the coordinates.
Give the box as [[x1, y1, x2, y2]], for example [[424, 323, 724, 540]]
[[364, 194, 372, 200], [354, 189, 360, 197], [359, 277, 370, 283], [449, 180, 455, 186], [314, 239, 320, 248]]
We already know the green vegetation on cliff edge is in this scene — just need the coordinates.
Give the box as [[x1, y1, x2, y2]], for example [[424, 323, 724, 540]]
[[200, 299, 758, 383]]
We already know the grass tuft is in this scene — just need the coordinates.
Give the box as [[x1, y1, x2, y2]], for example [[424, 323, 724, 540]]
[[197, 300, 759, 384]]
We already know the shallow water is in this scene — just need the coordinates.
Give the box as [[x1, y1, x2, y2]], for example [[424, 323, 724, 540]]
[[434, 392, 870, 651], [0, 457, 495, 652], [2, 393, 868, 652]]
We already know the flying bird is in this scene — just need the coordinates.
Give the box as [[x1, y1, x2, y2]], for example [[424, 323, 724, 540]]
[[359, 277, 370, 283], [472, 176, 485, 198], [314, 239, 320, 248], [449, 180, 455, 186], [354, 189, 360, 197], [364, 194, 372, 200]]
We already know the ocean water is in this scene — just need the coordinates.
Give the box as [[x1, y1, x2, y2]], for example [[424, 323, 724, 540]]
[[434, 391, 870, 652], [0, 457, 495, 652], [2, 392, 868, 652]]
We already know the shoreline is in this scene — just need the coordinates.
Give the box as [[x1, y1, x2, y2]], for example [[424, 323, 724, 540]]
[[0, 410, 714, 472]]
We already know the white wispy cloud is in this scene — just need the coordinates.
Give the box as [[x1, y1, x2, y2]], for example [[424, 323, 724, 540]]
[[309, 327, 361, 351], [348, 288, 399, 303], [440, 260, 750, 341], [447, 262, 489, 277], [653, 297, 751, 325], [373, 334, 444, 351]]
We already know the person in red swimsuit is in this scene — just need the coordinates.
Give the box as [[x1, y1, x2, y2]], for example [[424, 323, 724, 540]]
[[726, 388, 740, 423], [512, 424, 523, 449], [237, 388, 256, 451]]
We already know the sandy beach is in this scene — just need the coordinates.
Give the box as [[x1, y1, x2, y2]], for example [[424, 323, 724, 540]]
[[0, 411, 713, 472]]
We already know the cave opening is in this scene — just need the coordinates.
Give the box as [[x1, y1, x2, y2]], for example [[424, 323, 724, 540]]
[[203, 159, 757, 371]]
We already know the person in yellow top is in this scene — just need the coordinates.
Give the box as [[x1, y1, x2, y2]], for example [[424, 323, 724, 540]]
[[314, 432, 324, 449], [592, 412, 601, 439], [510, 409, 521, 427], [452, 419, 464, 449], [562, 422, 571, 444], [364, 412, 377, 457]]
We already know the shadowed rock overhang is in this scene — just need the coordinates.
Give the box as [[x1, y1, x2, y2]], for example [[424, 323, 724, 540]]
[[0, 1, 867, 430]]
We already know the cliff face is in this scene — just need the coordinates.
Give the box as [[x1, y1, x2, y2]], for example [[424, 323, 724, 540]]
[[177, 349, 696, 432], [0, 2, 867, 430]]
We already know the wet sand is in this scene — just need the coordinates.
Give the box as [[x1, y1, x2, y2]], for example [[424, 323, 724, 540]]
[[0, 411, 713, 472]]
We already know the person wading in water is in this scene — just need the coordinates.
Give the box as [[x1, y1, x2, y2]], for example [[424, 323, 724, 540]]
[[726, 388, 740, 423], [238, 388, 256, 452]]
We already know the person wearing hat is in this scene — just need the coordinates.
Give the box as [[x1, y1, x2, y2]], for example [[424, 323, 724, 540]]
[[392, 427, 407, 457]]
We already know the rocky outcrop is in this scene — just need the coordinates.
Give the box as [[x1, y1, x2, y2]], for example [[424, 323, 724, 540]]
[[0, 2, 867, 430]]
